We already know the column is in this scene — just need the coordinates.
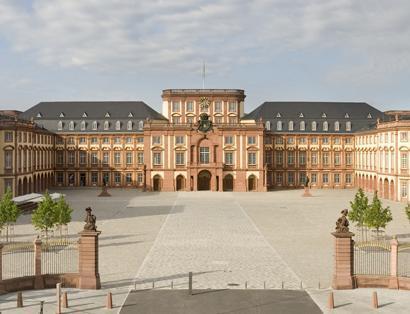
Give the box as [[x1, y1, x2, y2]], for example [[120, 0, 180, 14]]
[[34, 238, 44, 289], [388, 238, 399, 289], [331, 231, 355, 289], [78, 230, 101, 289]]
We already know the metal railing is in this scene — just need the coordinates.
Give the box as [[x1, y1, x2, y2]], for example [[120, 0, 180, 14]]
[[41, 239, 79, 274], [398, 242, 410, 277], [1, 242, 35, 280]]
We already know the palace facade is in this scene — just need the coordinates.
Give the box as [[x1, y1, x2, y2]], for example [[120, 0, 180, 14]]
[[1, 89, 409, 202]]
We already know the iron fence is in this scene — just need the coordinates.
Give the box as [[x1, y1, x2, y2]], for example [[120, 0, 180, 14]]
[[353, 236, 390, 276], [41, 239, 79, 274], [398, 242, 410, 278], [1, 242, 35, 280]]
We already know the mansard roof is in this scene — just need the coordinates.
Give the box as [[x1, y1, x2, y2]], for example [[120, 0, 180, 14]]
[[243, 101, 384, 133]]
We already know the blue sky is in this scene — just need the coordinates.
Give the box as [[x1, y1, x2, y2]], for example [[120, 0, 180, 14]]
[[1, 0, 410, 113]]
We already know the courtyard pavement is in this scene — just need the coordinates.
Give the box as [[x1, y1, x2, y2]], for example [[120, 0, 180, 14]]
[[0, 188, 409, 313]]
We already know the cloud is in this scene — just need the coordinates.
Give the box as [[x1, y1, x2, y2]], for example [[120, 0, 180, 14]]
[[0, 0, 410, 83]]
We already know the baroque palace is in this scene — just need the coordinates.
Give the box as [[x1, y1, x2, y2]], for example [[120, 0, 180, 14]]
[[0, 89, 409, 202]]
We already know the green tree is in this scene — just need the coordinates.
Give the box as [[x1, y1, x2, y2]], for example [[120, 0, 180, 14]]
[[0, 188, 20, 242], [364, 191, 393, 235], [405, 203, 410, 223], [348, 188, 369, 228], [54, 195, 73, 238], [32, 191, 56, 240]]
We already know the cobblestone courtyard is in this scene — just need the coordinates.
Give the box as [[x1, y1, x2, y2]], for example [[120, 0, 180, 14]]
[[1, 188, 410, 313]]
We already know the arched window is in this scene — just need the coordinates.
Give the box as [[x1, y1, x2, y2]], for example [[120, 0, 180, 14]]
[[92, 121, 98, 130], [115, 121, 121, 130], [323, 121, 328, 131], [312, 121, 317, 131], [334, 121, 340, 131], [127, 120, 133, 131], [138, 120, 144, 130], [277, 120, 282, 131], [57, 121, 63, 130], [104, 121, 110, 130], [265, 121, 271, 131], [81, 121, 86, 131], [346, 121, 352, 131], [69, 121, 74, 130], [288, 121, 294, 131], [299, 121, 305, 131]]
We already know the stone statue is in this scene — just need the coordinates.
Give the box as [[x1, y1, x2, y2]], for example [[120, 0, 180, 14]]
[[84, 207, 97, 231], [305, 176, 310, 188], [335, 209, 349, 233]]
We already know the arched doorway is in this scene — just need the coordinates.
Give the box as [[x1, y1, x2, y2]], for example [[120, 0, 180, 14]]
[[390, 180, 395, 200], [153, 175, 162, 191], [198, 170, 211, 191], [23, 177, 28, 195], [383, 178, 389, 199], [176, 175, 185, 191], [248, 175, 257, 191], [223, 174, 234, 191], [18, 179, 23, 196]]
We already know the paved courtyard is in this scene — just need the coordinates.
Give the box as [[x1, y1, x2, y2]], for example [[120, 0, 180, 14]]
[[0, 188, 409, 313]]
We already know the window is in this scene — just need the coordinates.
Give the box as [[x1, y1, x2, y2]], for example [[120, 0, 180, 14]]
[[247, 136, 256, 145], [228, 101, 237, 112], [288, 121, 294, 131], [266, 121, 271, 131], [323, 121, 328, 131], [312, 121, 317, 131], [57, 121, 63, 131], [199, 147, 210, 164], [137, 172, 143, 184], [79, 137, 86, 144], [114, 172, 121, 184], [175, 152, 185, 165], [401, 153, 408, 169], [215, 101, 222, 112], [91, 137, 98, 144], [91, 152, 98, 164], [4, 131, 13, 142], [92, 121, 98, 130], [322, 137, 329, 145], [172, 116, 181, 124], [334, 121, 340, 131], [248, 152, 257, 165], [103, 137, 109, 144], [322, 112, 327, 118], [186, 101, 194, 112], [300, 172, 306, 186], [345, 173, 352, 184], [265, 150, 272, 164], [138, 121, 144, 130], [323, 173, 329, 184], [127, 121, 133, 131], [4, 151, 13, 169], [334, 173, 340, 184], [225, 136, 234, 145], [103, 152, 110, 165], [126, 152, 132, 164], [346, 121, 351, 131], [311, 173, 317, 183], [275, 137, 283, 144], [214, 116, 222, 124], [228, 117, 237, 124], [287, 151, 294, 165], [299, 151, 306, 165], [172, 101, 180, 112], [175, 136, 184, 145], [126, 137, 132, 144], [334, 152, 341, 165], [114, 152, 121, 164], [401, 181, 408, 198], [68, 151, 75, 165], [153, 152, 162, 165], [287, 137, 294, 144], [103, 172, 109, 185], [137, 137, 144, 144], [311, 152, 317, 165], [67, 137, 75, 145], [187, 116, 194, 124], [277, 121, 283, 131], [69, 121, 75, 130], [400, 132, 408, 142], [56, 151, 64, 165], [114, 137, 121, 144], [276, 172, 283, 184], [323, 152, 329, 166], [115, 121, 121, 130], [287, 172, 294, 184], [299, 137, 306, 144], [345, 137, 352, 145], [137, 152, 144, 164], [91, 172, 98, 184], [57, 172, 64, 184], [275, 151, 283, 165], [81, 121, 86, 131], [334, 137, 341, 145], [311, 137, 318, 144], [79, 151, 87, 165], [126, 173, 132, 184], [225, 152, 234, 165], [104, 121, 109, 130], [299, 121, 305, 131], [152, 136, 161, 145], [346, 152, 352, 165]]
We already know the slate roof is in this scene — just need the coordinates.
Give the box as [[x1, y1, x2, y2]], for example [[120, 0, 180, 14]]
[[242, 101, 384, 133], [19, 101, 167, 133]]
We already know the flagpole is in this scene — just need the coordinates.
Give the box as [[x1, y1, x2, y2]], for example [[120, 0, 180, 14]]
[[202, 61, 205, 89]]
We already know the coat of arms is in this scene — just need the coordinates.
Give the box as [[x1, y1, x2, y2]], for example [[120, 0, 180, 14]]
[[197, 113, 213, 133]]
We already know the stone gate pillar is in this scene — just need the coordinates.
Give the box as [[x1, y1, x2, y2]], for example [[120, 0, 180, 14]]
[[388, 237, 399, 289], [34, 237, 44, 289], [78, 230, 101, 289], [331, 231, 355, 289]]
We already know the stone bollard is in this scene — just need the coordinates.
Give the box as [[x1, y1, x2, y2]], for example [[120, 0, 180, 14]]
[[16, 292, 23, 308], [62, 291, 68, 308], [56, 283, 62, 314], [372, 291, 378, 309], [106, 292, 113, 309], [328, 291, 334, 309]]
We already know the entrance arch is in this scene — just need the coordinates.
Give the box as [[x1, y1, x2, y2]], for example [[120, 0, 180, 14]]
[[248, 175, 257, 191], [153, 175, 162, 191], [223, 174, 234, 191], [176, 175, 185, 191], [197, 170, 211, 191]]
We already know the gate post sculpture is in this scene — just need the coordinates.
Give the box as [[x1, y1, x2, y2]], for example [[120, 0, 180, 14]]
[[331, 209, 355, 289], [78, 207, 101, 289]]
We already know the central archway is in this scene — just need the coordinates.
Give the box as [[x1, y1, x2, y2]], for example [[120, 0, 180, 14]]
[[176, 175, 185, 191], [223, 174, 234, 191], [197, 170, 211, 191]]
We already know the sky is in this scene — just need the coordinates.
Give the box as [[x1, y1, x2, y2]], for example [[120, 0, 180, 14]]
[[0, 0, 410, 114]]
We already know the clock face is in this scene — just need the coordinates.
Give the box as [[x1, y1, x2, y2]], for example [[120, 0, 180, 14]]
[[199, 97, 210, 110]]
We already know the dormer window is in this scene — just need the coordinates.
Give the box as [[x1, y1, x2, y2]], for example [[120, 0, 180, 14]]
[[127, 120, 133, 131], [105, 112, 110, 118], [299, 113, 304, 118], [334, 121, 340, 131], [92, 121, 98, 130], [115, 121, 121, 130], [300, 121, 305, 131], [59, 112, 65, 118], [288, 121, 294, 131], [367, 113, 372, 119], [104, 121, 110, 130], [265, 121, 271, 131], [321, 112, 327, 118], [80, 121, 86, 131], [69, 121, 75, 130], [346, 121, 352, 131], [128, 112, 133, 118], [277, 120, 283, 131], [344, 113, 349, 118], [57, 121, 63, 130], [276, 113, 282, 118], [323, 121, 328, 131], [312, 121, 317, 131], [36, 112, 42, 118], [138, 120, 144, 130], [82, 112, 88, 118]]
